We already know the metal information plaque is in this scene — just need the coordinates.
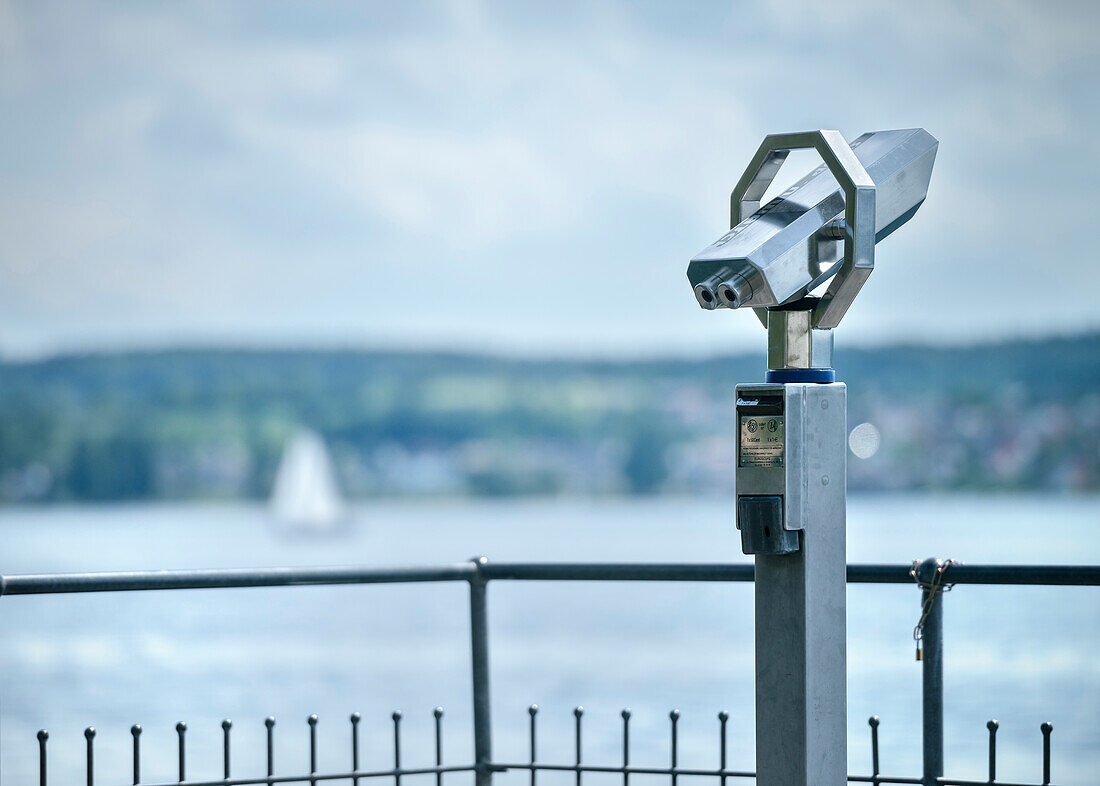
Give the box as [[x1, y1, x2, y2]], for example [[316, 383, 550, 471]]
[[739, 415, 784, 467]]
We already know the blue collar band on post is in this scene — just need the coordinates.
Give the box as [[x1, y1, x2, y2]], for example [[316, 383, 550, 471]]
[[766, 368, 836, 384]]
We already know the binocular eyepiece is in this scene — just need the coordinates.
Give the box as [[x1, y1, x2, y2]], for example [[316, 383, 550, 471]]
[[693, 268, 753, 310]]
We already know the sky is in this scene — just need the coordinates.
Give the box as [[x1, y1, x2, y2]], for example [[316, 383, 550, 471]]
[[1, 0, 1098, 358]]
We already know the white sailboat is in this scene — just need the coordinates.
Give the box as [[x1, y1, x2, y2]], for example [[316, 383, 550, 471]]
[[270, 429, 347, 533]]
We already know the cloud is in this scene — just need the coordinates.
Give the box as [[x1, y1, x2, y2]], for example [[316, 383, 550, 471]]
[[0, 0, 1098, 355]]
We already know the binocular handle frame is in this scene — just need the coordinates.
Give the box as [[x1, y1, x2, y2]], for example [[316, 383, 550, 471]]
[[730, 130, 877, 330]]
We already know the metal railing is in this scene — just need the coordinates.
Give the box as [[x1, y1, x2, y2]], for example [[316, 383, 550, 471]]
[[3, 559, 1098, 786]]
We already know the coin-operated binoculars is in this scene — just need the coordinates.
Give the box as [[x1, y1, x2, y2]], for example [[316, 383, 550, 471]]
[[687, 129, 937, 786]]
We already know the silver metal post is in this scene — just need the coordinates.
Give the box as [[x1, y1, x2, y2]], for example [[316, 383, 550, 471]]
[[921, 588, 944, 786], [751, 382, 847, 786], [469, 557, 493, 786]]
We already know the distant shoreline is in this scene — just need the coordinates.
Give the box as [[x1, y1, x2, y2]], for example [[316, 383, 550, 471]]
[[1, 333, 1097, 502]]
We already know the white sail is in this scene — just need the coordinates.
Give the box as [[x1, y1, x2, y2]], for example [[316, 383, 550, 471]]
[[270, 429, 346, 532]]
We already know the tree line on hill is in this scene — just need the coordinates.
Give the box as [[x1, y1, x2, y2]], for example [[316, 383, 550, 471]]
[[0, 332, 1096, 501]]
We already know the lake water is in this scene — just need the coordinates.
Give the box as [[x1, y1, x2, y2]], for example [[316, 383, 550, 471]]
[[1, 494, 1097, 785]]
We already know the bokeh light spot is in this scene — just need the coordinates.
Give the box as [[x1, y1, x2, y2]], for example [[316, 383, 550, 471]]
[[849, 422, 881, 459]]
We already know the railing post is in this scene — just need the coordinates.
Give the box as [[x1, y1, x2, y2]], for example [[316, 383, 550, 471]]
[[868, 716, 880, 786], [919, 564, 945, 786], [84, 726, 96, 786], [37, 729, 48, 786], [1040, 722, 1053, 785], [469, 556, 493, 786], [175, 722, 186, 783], [265, 716, 276, 781], [131, 724, 142, 785]]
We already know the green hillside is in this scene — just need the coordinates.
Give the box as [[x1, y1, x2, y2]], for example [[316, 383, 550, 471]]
[[1, 333, 1097, 501]]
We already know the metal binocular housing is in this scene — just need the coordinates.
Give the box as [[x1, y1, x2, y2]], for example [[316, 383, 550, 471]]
[[687, 128, 938, 354]]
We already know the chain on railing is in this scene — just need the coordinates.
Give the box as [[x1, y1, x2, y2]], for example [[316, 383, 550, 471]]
[[910, 558, 958, 662]]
